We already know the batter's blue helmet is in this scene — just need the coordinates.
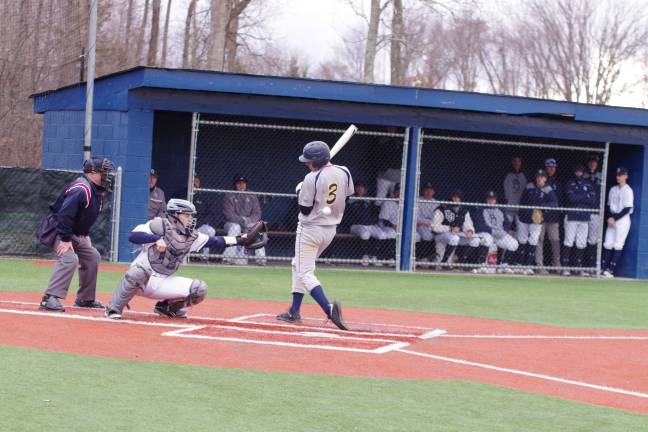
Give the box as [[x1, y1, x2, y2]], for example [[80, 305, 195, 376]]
[[299, 141, 330, 168]]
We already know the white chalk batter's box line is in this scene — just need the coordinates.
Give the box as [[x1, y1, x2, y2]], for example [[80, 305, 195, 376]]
[[0, 301, 443, 354]]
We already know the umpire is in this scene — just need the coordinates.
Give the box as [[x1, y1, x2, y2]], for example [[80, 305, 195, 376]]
[[39, 157, 115, 312]]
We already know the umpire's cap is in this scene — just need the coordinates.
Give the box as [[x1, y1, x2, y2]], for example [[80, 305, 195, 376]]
[[299, 141, 330, 168]]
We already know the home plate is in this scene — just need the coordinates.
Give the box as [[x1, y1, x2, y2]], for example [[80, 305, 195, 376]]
[[419, 329, 447, 340]]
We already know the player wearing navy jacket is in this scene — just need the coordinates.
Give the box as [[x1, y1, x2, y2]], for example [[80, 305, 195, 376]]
[[516, 169, 559, 274], [561, 165, 596, 276], [39, 157, 115, 311], [536, 158, 562, 271]]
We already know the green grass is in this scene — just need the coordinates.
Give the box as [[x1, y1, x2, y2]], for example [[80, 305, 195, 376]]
[[2, 258, 647, 329], [1, 345, 646, 432], [2, 257, 647, 430]]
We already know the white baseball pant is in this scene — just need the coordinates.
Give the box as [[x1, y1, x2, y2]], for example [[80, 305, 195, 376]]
[[516, 220, 542, 246], [435, 232, 479, 262], [417, 226, 435, 242], [479, 232, 519, 251], [292, 223, 336, 294], [564, 219, 588, 249], [587, 214, 601, 245], [140, 273, 196, 300], [603, 216, 631, 250]]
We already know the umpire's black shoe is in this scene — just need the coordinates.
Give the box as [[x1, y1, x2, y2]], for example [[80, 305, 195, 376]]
[[74, 299, 104, 309], [153, 300, 187, 318], [328, 301, 348, 331], [39, 295, 65, 312], [276, 310, 301, 324]]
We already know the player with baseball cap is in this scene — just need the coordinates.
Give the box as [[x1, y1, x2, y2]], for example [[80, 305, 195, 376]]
[[561, 165, 596, 276], [583, 154, 603, 267], [472, 190, 519, 273], [277, 141, 353, 330], [105, 199, 267, 319], [431, 189, 480, 269], [516, 169, 559, 274], [536, 158, 562, 271], [148, 168, 166, 220], [600, 167, 634, 277]]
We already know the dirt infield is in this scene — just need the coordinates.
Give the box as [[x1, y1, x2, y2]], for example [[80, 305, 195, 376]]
[[1, 292, 648, 414]]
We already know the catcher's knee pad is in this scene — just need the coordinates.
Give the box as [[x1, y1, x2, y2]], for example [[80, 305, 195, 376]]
[[110, 265, 150, 312], [187, 279, 207, 306]]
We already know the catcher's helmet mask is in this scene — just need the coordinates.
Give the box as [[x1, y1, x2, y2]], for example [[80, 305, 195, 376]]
[[83, 157, 115, 192], [299, 141, 330, 168], [166, 198, 197, 235]]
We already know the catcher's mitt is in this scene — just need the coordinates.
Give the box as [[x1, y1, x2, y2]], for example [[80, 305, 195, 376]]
[[237, 220, 268, 250], [532, 208, 544, 224]]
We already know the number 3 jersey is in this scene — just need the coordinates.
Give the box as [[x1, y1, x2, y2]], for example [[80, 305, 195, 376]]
[[298, 163, 354, 226]]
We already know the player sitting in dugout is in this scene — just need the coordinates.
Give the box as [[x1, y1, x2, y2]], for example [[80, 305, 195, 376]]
[[104, 199, 267, 320], [472, 190, 519, 274], [431, 189, 480, 269]]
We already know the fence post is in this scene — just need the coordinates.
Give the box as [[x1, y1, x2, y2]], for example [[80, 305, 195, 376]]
[[109, 166, 123, 262], [188, 112, 200, 203], [596, 141, 610, 277], [399, 127, 420, 272]]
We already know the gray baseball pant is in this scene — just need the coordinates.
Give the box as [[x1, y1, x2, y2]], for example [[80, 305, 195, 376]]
[[536, 222, 560, 267], [45, 235, 100, 301]]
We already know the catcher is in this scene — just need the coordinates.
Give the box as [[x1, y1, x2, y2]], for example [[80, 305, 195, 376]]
[[515, 169, 558, 274], [105, 198, 267, 319]]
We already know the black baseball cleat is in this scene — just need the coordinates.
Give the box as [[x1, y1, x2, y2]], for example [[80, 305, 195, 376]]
[[104, 307, 122, 320], [276, 310, 301, 323], [39, 295, 65, 312], [74, 299, 104, 309], [153, 300, 187, 318], [328, 301, 348, 331]]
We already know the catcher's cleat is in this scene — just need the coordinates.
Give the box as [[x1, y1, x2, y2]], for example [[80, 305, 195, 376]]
[[39, 295, 65, 312], [104, 307, 122, 320], [276, 310, 301, 324], [74, 299, 104, 309], [328, 301, 348, 331], [153, 300, 187, 318]]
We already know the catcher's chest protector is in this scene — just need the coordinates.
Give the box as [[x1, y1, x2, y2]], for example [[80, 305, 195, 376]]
[[148, 219, 198, 276]]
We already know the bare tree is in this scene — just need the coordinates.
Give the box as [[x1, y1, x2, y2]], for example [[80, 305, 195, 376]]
[[135, 0, 150, 64], [147, 0, 161, 65], [182, 0, 198, 68], [161, 0, 172, 66], [389, 0, 403, 85], [514, 0, 648, 104], [207, 0, 228, 70], [123, 0, 135, 66]]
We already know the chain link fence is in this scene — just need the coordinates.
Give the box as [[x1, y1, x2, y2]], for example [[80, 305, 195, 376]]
[[183, 115, 408, 268], [412, 132, 608, 276], [0, 166, 121, 260]]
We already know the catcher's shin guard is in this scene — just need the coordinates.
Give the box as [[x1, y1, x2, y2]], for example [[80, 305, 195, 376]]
[[154, 299, 187, 318], [108, 264, 150, 314]]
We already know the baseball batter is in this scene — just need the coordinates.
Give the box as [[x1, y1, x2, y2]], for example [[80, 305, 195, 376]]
[[601, 167, 634, 277], [562, 165, 596, 276], [277, 141, 353, 330], [105, 199, 266, 319]]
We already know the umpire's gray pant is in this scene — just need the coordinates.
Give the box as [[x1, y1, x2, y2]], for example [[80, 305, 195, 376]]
[[45, 235, 100, 301]]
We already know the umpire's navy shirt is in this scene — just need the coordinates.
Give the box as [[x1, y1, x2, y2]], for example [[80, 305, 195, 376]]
[[51, 176, 103, 241]]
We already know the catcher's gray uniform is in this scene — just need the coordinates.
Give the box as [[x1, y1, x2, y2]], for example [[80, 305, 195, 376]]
[[107, 217, 210, 314], [293, 163, 353, 294]]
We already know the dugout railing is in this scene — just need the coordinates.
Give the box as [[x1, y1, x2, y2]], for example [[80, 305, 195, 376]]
[[0, 165, 123, 261], [411, 131, 608, 275], [185, 115, 408, 269]]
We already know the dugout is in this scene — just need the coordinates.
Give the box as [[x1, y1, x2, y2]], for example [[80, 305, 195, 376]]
[[32, 67, 648, 278]]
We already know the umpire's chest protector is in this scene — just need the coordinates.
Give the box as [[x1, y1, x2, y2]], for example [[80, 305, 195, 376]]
[[147, 218, 198, 276]]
